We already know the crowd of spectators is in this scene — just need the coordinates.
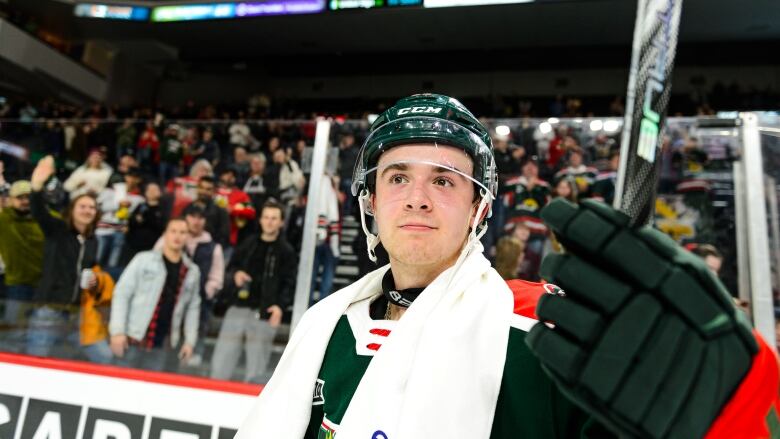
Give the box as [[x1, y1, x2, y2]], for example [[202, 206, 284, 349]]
[[2, 76, 777, 137], [0, 108, 337, 381], [0, 96, 759, 380]]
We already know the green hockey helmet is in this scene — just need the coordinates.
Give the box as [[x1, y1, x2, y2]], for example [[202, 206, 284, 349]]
[[351, 94, 498, 200]]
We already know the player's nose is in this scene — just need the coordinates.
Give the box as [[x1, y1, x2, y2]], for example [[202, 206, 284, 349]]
[[404, 181, 432, 212]]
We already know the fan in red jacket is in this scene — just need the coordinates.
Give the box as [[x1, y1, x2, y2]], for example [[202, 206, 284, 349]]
[[216, 168, 257, 247]]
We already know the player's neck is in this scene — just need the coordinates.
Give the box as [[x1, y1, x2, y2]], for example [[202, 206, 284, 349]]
[[388, 254, 459, 291]]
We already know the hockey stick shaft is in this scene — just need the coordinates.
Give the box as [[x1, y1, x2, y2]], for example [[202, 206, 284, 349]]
[[613, 0, 683, 226]]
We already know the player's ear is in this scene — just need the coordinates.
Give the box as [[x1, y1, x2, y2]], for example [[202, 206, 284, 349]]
[[474, 206, 489, 224], [471, 192, 490, 223], [367, 193, 376, 215]]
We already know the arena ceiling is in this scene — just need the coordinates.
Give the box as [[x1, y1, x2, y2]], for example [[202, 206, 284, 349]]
[[12, 0, 780, 57]]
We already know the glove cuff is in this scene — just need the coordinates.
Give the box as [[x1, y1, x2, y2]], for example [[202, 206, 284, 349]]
[[705, 331, 780, 439]]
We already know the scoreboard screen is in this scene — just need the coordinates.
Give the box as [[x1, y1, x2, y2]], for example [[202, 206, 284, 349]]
[[150, 0, 325, 21], [74, 4, 150, 20], [328, 0, 421, 10], [424, 0, 533, 7]]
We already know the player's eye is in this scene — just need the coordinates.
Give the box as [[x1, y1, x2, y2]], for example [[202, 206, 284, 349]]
[[433, 177, 454, 187], [389, 174, 409, 184]]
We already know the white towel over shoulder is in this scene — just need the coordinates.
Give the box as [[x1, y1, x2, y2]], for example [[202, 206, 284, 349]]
[[235, 245, 514, 439]]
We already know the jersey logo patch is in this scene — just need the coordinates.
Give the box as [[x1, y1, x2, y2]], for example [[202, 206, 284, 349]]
[[543, 283, 566, 297], [313, 379, 325, 406]]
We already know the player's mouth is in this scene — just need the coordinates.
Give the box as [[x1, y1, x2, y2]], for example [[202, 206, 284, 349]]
[[399, 223, 436, 231]]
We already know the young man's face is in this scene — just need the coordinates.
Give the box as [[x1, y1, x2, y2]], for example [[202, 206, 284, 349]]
[[220, 172, 236, 188], [260, 206, 284, 236], [268, 137, 280, 152], [119, 155, 136, 171], [186, 214, 206, 236], [164, 220, 189, 252], [144, 183, 161, 201], [522, 161, 538, 179], [11, 194, 30, 213], [569, 151, 583, 167], [341, 135, 354, 148], [197, 180, 215, 201], [234, 148, 247, 163], [125, 174, 142, 189], [273, 149, 286, 164], [373, 144, 476, 271]]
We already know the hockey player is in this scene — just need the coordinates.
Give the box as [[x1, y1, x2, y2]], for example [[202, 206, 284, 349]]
[[236, 94, 779, 439]]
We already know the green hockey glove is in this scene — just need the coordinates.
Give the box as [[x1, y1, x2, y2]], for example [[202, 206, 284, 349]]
[[525, 198, 758, 439]]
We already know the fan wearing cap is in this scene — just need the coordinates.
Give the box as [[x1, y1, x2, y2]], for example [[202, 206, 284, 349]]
[[236, 94, 779, 439], [0, 180, 44, 335]]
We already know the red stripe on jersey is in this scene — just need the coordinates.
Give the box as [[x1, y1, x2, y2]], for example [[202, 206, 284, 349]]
[[506, 279, 548, 320], [321, 421, 336, 433], [366, 343, 381, 351], [369, 329, 391, 337], [705, 331, 780, 439]]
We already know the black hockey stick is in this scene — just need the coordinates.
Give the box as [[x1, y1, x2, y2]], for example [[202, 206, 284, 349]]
[[613, 0, 683, 226]]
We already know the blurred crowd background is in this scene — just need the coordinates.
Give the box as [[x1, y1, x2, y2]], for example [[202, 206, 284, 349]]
[[0, 0, 778, 383]]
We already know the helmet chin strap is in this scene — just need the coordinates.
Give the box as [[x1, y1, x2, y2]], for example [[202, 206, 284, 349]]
[[358, 189, 381, 263], [446, 189, 491, 283]]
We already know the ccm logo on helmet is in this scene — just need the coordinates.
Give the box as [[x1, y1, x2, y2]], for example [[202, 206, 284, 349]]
[[397, 106, 443, 115]]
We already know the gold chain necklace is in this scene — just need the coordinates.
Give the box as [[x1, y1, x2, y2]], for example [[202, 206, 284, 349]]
[[384, 302, 393, 320]]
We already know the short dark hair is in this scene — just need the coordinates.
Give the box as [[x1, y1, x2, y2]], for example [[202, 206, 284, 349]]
[[165, 217, 188, 230], [142, 180, 161, 193], [182, 203, 206, 218], [198, 175, 216, 186], [126, 167, 143, 178], [260, 199, 285, 220], [219, 168, 236, 177]]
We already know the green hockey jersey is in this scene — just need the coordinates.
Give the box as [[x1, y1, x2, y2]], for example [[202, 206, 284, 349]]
[[554, 165, 599, 197], [502, 176, 551, 235], [304, 281, 612, 439]]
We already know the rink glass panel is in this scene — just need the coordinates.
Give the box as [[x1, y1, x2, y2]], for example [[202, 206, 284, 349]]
[[0, 117, 749, 382]]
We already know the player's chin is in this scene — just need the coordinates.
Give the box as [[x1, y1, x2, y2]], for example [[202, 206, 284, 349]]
[[393, 246, 443, 265]]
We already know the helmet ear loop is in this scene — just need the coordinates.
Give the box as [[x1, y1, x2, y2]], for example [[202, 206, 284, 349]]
[[358, 189, 381, 263], [449, 190, 492, 289], [471, 190, 492, 243]]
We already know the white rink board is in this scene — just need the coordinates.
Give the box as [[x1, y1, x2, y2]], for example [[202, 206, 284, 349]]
[[0, 359, 260, 439]]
